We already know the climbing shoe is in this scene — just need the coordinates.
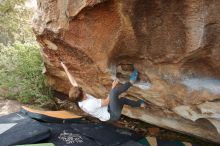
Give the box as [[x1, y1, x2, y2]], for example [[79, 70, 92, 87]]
[[139, 99, 146, 108], [130, 69, 138, 82]]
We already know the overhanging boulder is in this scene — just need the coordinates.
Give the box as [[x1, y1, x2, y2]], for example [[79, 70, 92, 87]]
[[33, 0, 220, 143]]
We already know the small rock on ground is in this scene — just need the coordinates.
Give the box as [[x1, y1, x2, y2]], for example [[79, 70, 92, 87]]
[[0, 98, 21, 116]]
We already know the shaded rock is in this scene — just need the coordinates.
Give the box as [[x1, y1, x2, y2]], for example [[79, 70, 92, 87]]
[[147, 127, 160, 137], [33, 0, 220, 143]]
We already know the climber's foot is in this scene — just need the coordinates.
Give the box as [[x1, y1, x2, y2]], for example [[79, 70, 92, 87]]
[[129, 69, 138, 84]]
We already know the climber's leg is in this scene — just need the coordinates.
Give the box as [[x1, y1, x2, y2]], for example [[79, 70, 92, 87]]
[[108, 69, 139, 121], [119, 97, 141, 107], [108, 82, 132, 121]]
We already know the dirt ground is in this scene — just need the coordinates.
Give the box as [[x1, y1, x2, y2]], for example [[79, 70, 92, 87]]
[[115, 116, 220, 146], [83, 114, 219, 146], [0, 97, 21, 116]]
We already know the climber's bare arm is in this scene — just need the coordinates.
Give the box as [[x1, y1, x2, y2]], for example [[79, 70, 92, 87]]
[[101, 95, 110, 107], [60, 62, 78, 87]]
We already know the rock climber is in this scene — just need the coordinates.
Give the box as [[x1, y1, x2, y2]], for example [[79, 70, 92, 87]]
[[61, 62, 146, 122]]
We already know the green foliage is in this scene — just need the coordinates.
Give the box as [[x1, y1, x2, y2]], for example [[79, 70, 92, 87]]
[[0, 0, 34, 45], [0, 41, 52, 104], [0, 1, 53, 105]]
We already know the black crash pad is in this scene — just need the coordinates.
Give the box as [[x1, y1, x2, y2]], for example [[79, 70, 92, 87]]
[[0, 112, 50, 146], [0, 111, 143, 146], [71, 123, 143, 146], [41, 122, 143, 146], [40, 123, 98, 146]]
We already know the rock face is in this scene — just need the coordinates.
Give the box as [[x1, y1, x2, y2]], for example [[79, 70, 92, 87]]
[[33, 0, 220, 143]]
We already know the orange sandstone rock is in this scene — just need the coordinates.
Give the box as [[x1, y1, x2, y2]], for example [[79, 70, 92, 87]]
[[33, 0, 220, 143]]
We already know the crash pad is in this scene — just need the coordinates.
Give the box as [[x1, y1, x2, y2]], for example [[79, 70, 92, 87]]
[[40, 123, 98, 146], [21, 106, 82, 123], [39, 122, 143, 146], [71, 122, 143, 146], [16, 143, 55, 146], [0, 109, 144, 146], [0, 112, 50, 146]]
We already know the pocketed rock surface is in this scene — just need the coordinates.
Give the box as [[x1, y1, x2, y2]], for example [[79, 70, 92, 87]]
[[33, 0, 220, 143]]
